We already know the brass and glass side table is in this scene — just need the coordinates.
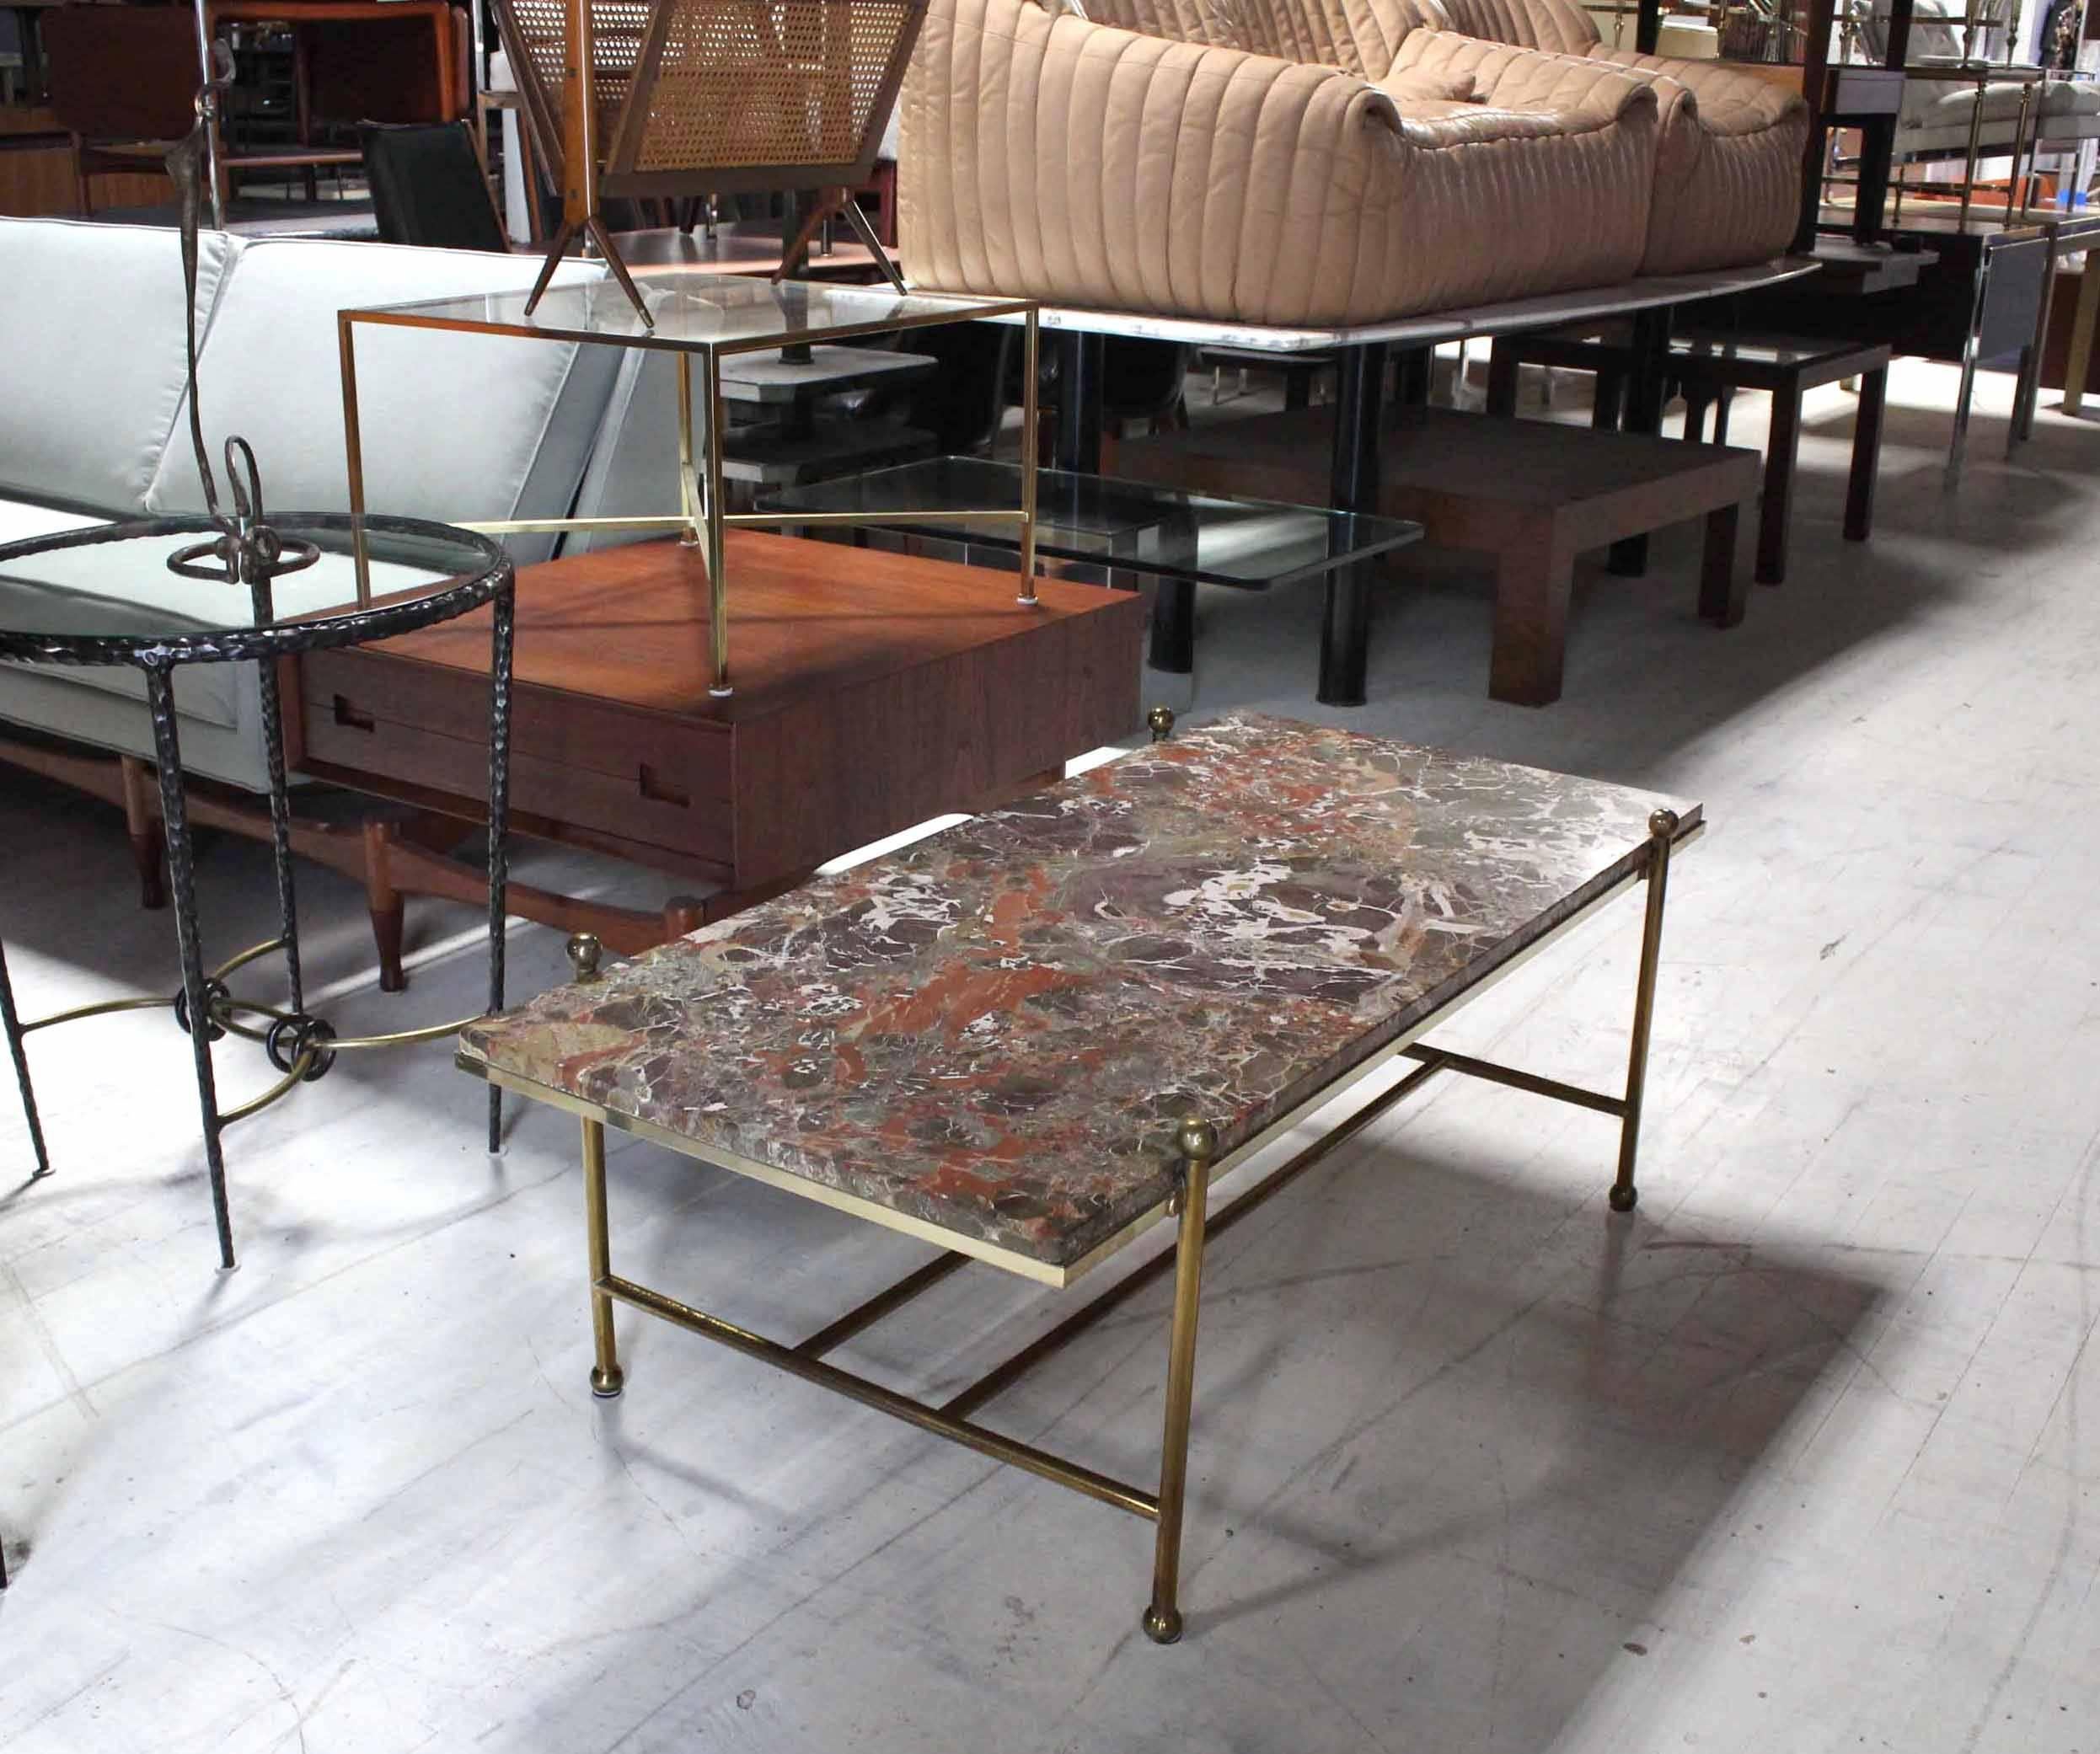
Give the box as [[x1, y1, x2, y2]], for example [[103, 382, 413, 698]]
[[338, 275, 1043, 698], [0, 511, 516, 1273]]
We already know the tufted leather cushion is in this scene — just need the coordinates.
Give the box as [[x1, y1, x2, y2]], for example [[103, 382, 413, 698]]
[[1379, 63, 1476, 98], [899, 0, 1658, 325], [1583, 47, 1807, 271]]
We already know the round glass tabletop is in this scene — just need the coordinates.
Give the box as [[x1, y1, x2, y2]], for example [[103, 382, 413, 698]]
[[0, 512, 511, 667]]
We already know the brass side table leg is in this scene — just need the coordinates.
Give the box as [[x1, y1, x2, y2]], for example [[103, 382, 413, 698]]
[[1610, 808, 1679, 1215], [2064, 255, 2098, 419], [678, 354, 702, 548], [703, 348, 731, 698], [338, 314, 372, 606], [1144, 1118, 1215, 1644], [582, 1115, 624, 1398]]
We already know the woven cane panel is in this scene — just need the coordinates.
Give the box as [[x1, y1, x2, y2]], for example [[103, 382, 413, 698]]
[[498, 0, 649, 171], [631, 0, 913, 171]]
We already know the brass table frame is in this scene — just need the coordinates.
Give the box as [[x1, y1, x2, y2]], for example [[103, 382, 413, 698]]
[[462, 726, 1699, 1643], [337, 281, 1042, 698]]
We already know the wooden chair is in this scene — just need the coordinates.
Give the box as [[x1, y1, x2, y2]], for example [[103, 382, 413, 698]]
[[492, 0, 925, 325]]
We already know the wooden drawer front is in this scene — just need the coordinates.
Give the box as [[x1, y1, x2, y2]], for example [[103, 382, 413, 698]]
[[297, 649, 731, 807], [297, 681, 732, 868]]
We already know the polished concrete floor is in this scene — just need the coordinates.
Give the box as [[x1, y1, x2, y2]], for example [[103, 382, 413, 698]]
[[3, 362, 2098, 1752]]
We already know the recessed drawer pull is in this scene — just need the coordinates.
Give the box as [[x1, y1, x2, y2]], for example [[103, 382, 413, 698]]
[[638, 764, 690, 808], [332, 695, 375, 732]]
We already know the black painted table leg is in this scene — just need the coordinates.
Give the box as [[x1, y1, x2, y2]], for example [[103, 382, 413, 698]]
[[1320, 341, 1389, 708], [485, 584, 515, 1153], [1487, 339, 1519, 418], [1757, 388, 1803, 586], [1607, 307, 1672, 577], [1053, 332, 1106, 474], [1846, 366, 1887, 543], [0, 941, 49, 1180], [145, 664, 237, 1271], [254, 644, 303, 1015], [1149, 579, 1195, 674]]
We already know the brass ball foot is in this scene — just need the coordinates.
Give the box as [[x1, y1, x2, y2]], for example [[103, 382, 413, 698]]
[[590, 1365, 625, 1398], [1608, 1184, 1637, 1214], [1141, 1605, 1182, 1644]]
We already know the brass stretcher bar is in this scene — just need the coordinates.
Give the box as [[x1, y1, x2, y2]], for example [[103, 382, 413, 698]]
[[462, 806, 1695, 1644]]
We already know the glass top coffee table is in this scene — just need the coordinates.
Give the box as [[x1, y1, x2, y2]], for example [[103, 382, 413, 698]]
[[341, 274, 1045, 699], [0, 511, 516, 1271], [764, 457, 1426, 678]]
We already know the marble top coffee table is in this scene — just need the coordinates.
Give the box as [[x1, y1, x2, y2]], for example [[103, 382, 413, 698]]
[[459, 713, 1701, 1642]]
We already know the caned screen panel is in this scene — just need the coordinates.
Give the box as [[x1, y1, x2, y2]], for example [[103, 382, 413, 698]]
[[630, 0, 916, 172], [496, 0, 648, 176]]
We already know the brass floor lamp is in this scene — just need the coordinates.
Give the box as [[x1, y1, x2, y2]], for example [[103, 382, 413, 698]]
[[494, 0, 925, 326]]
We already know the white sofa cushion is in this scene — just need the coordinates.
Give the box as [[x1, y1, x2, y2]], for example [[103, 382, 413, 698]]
[[146, 240, 617, 566], [0, 219, 239, 515], [0, 500, 105, 547]]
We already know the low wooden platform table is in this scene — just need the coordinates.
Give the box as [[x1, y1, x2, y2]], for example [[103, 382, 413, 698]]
[[1487, 326, 1893, 586], [458, 714, 1703, 1640], [285, 532, 1140, 979], [1117, 408, 1760, 706]]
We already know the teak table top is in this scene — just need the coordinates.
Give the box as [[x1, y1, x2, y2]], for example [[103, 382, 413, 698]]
[[354, 532, 1120, 722], [463, 718, 1699, 1281]]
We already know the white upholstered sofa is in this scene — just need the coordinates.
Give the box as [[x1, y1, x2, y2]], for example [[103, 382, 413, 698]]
[[0, 217, 674, 794]]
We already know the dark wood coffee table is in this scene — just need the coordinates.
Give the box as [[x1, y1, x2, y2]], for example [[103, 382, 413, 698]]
[[285, 532, 1142, 981], [459, 713, 1702, 1642], [1487, 327, 1894, 586], [1118, 407, 1760, 706]]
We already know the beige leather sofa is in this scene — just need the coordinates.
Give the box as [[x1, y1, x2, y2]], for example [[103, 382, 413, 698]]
[[898, 0, 1807, 325]]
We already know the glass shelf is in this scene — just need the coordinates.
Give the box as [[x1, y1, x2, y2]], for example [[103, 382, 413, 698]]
[[356, 272, 1032, 356], [763, 457, 1423, 590]]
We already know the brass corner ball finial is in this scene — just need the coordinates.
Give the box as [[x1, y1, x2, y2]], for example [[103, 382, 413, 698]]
[[1176, 1117, 1217, 1163], [1647, 807, 1680, 840], [1147, 705, 1176, 744], [566, 933, 603, 983]]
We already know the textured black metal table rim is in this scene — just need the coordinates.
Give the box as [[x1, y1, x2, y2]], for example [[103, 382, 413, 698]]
[[0, 511, 516, 1274]]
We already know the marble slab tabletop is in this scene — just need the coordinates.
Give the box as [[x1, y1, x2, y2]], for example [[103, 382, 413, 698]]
[[461, 717, 1700, 1278], [963, 258, 1820, 354]]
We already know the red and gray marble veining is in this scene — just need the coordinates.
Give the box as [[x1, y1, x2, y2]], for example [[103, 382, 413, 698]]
[[461, 716, 1699, 1270]]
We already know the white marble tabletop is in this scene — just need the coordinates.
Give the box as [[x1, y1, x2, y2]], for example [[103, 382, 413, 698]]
[[954, 257, 1824, 354]]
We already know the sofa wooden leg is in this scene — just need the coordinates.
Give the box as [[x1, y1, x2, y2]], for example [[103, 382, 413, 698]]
[[119, 757, 167, 910], [363, 819, 408, 994]]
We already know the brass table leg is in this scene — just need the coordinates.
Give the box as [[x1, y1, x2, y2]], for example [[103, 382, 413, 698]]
[[582, 1114, 624, 1398], [1610, 808, 1679, 1214], [702, 347, 731, 698], [2065, 255, 2098, 419], [1144, 1118, 1215, 1644], [678, 354, 701, 548]]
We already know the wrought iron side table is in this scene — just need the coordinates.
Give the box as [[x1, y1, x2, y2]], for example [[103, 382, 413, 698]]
[[0, 511, 516, 1274]]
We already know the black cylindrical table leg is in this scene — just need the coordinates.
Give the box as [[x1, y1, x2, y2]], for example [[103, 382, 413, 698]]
[[0, 940, 49, 1179], [145, 664, 236, 1270], [485, 583, 516, 1152], [1320, 340, 1388, 708], [1053, 332, 1106, 474], [1149, 579, 1195, 673], [1608, 307, 1672, 576]]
